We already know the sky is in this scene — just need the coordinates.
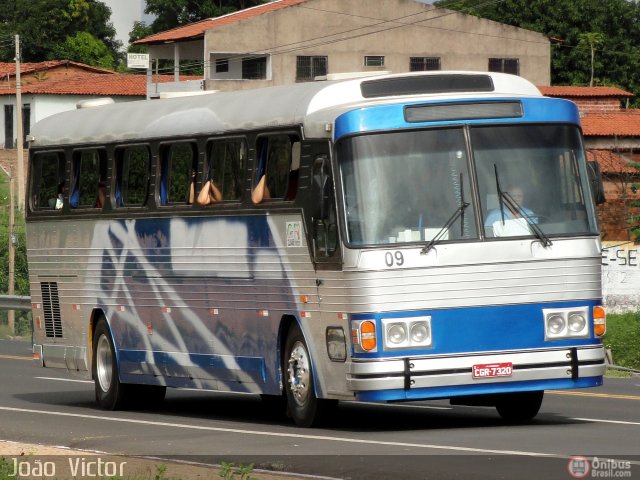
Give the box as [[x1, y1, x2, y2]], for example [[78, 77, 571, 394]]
[[102, 0, 155, 47]]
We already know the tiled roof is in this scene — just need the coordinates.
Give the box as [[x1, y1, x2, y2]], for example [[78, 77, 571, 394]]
[[0, 72, 202, 96], [134, 0, 306, 45], [0, 60, 115, 77], [539, 85, 632, 98], [581, 112, 640, 137], [586, 149, 638, 174]]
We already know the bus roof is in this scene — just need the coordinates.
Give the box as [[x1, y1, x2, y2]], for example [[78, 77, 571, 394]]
[[29, 71, 543, 148]]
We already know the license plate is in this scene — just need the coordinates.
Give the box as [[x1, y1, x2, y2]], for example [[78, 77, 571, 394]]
[[472, 362, 513, 379]]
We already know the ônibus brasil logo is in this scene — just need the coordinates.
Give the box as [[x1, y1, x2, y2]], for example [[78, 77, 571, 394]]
[[568, 456, 591, 478]]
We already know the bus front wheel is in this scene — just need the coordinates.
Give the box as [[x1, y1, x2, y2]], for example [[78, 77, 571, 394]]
[[93, 318, 127, 410], [495, 390, 544, 423], [284, 324, 331, 427]]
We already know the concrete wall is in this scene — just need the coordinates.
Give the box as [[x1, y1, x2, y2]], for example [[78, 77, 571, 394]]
[[204, 0, 550, 91], [602, 242, 640, 312]]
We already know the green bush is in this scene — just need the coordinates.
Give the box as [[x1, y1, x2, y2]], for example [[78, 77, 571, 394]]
[[603, 312, 640, 370]]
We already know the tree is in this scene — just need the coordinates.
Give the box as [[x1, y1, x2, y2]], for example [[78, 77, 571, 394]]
[[577, 32, 605, 87], [434, 0, 640, 104], [142, 0, 269, 35], [0, 0, 121, 68], [49, 32, 115, 69]]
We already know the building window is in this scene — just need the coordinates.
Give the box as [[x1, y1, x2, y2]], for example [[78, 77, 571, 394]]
[[364, 56, 385, 67], [488, 58, 519, 75], [215, 58, 229, 73], [410, 57, 441, 71], [296, 56, 328, 82], [242, 56, 267, 80]]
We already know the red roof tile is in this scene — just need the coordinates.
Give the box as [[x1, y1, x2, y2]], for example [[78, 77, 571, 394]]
[[581, 112, 640, 137], [539, 85, 632, 98], [586, 149, 638, 174], [0, 60, 115, 77], [0, 72, 202, 96], [134, 0, 307, 45]]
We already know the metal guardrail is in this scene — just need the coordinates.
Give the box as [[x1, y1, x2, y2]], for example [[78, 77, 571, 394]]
[[0, 295, 31, 311]]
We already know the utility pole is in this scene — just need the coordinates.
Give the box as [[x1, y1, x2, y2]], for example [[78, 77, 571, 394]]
[[15, 34, 25, 211], [8, 172, 16, 335]]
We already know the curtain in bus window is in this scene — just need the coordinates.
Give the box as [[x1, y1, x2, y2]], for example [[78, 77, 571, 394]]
[[471, 124, 598, 238]]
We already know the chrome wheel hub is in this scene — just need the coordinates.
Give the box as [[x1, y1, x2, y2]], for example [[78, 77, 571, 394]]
[[287, 341, 310, 405], [96, 334, 113, 392]]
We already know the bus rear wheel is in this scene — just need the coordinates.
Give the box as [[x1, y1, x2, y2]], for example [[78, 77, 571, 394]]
[[284, 324, 332, 427], [93, 318, 128, 410], [495, 390, 544, 423]]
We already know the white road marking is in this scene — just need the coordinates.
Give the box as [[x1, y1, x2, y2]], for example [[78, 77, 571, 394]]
[[0, 405, 638, 463], [571, 417, 640, 426], [35, 376, 93, 384]]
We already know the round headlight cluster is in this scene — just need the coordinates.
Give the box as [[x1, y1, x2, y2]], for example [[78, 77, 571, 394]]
[[547, 315, 565, 335], [410, 322, 430, 343], [387, 324, 407, 344], [568, 313, 586, 333]]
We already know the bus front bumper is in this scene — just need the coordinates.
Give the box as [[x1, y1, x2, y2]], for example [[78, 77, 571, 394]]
[[347, 345, 605, 392]]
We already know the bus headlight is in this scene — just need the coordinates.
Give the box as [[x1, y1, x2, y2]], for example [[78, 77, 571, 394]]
[[410, 322, 430, 343], [382, 317, 432, 350], [568, 313, 587, 333], [387, 323, 408, 345], [543, 307, 590, 340]]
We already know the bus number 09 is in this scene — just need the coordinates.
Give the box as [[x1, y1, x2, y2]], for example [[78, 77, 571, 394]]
[[385, 251, 404, 267]]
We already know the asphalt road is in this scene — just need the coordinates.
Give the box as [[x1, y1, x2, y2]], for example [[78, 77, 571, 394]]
[[1, 338, 638, 480]]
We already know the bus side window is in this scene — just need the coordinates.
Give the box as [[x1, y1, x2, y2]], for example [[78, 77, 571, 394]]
[[31, 151, 65, 211], [252, 134, 299, 204], [311, 153, 338, 257], [70, 149, 107, 209], [115, 146, 150, 207], [204, 138, 246, 204], [160, 142, 197, 206]]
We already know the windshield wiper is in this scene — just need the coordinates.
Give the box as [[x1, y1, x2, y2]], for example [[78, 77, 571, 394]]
[[421, 172, 468, 255], [493, 165, 552, 247]]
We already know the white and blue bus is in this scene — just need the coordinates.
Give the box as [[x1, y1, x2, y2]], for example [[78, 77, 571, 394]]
[[27, 71, 606, 427]]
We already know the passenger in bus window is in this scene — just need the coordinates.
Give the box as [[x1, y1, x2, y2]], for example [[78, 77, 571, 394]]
[[95, 181, 107, 208], [53, 181, 64, 210], [197, 177, 222, 205]]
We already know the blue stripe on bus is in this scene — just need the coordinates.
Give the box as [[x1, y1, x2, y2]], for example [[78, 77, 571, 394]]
[[334, 97, 581, 141], [350, 300, 601, 359], [355, 376, 602, 402]]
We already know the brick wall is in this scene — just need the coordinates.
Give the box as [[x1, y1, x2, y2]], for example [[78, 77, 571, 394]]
[[574, 98, 623, 113]]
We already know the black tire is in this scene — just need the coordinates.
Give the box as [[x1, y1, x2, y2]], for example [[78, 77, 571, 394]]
[[495, 391, 544, 423], [283, 324, 329, 427], [92, 317, 128, 410]]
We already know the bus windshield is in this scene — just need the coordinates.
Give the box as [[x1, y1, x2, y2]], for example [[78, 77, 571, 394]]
[[337, 124, 598, 246]]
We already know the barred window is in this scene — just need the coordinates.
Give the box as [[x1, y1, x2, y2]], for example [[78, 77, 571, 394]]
[[364, 55, 385, 67], [410, 57, 441, 72], [296, 56, 328, 82], [488, 58, 519, 75]]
